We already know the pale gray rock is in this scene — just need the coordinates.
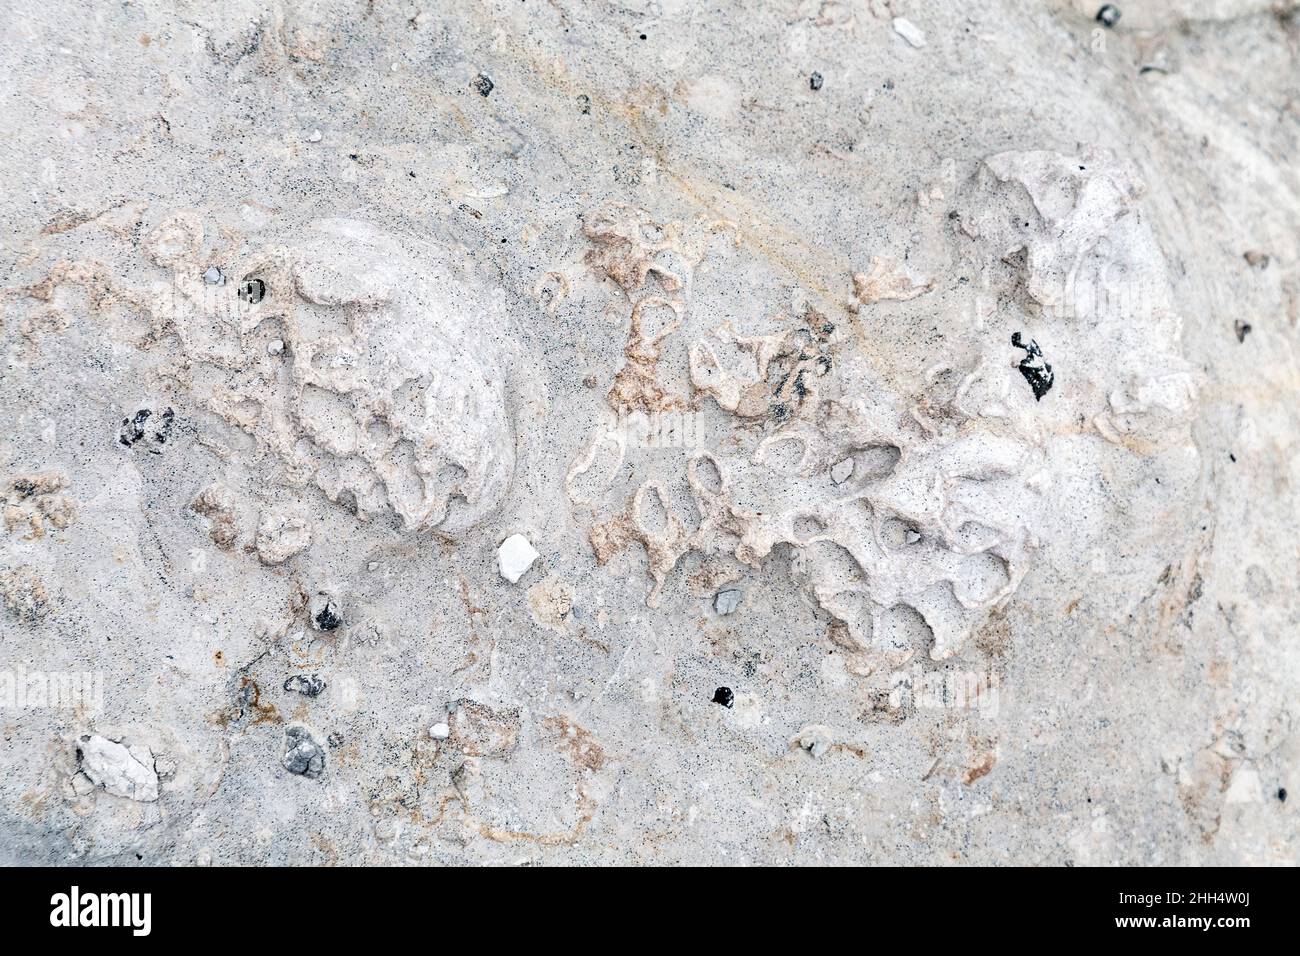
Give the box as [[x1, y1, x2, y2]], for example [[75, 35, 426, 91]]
[[282, 727, 325, 780], [1, 0, 1297, 868], [714, 589, 743, 615]]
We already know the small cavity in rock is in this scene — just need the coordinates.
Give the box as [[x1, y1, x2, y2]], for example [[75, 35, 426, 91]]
[[239, 277, 266, 304]]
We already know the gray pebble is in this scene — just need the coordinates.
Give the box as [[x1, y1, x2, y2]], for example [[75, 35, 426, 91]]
[[282, 726, 325, 779], [714, 589, 743, 615]]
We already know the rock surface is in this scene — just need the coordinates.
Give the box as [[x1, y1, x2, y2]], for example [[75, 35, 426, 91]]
[[0, 0, 1297, 866]]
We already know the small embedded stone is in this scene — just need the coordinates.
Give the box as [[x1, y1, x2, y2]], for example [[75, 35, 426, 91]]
[[892, 17, 927, 48], [712, 686, 734, 708], [714, 589, 742, 615], [791, 724, 834, 758], [282, 726, 325, 779], [312, 596, 343, 631], [830, 458, 854, 485], [1011, 331, 1054, 401], [119, 407, 174, 453], [1096, 4, 1121, 28], [284, 674, 327, 698], [497, 533, 539, 583]]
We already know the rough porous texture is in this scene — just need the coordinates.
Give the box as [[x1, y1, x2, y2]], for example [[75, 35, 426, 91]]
[[1, 0, 1297, 865]]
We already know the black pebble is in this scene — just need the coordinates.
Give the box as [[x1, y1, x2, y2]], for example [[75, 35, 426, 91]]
[[712, 686, 734, 708], [473, 73, 494, 97], [1096, 4, 1121, 28], [1012, 332, 1054, 401], [314, 603, 343, 631], [1279, 788, 1288, 803], [284, 674, 327, 697], [809, 71, 824, 91]]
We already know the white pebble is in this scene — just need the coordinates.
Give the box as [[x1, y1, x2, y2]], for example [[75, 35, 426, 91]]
[[892, 17, 927, 48], [830, 457, 854, 485], [267, 339, 284, 355], [308, 128, 323, 143], [430, 722, 450, 740], [497, 533, 539, 583]]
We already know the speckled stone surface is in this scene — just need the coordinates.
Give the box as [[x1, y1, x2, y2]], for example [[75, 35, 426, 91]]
[[0, 0, 1296, 865]]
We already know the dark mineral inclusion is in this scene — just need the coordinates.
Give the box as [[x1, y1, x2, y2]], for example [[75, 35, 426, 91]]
[[1012, 332, 1054, 401], [284, 674, 327, 698]]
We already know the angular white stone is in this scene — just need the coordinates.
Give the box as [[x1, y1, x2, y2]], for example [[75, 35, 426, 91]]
[[830, 458, 854, 485], [430, 722, 450, 740], [497, 534, 539, 583]]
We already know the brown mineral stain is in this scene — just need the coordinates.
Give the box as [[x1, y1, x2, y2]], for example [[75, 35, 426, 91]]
[[542, 715, 608, 772], [963, 752, 996, 785], [457, 576, 487, 621]]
